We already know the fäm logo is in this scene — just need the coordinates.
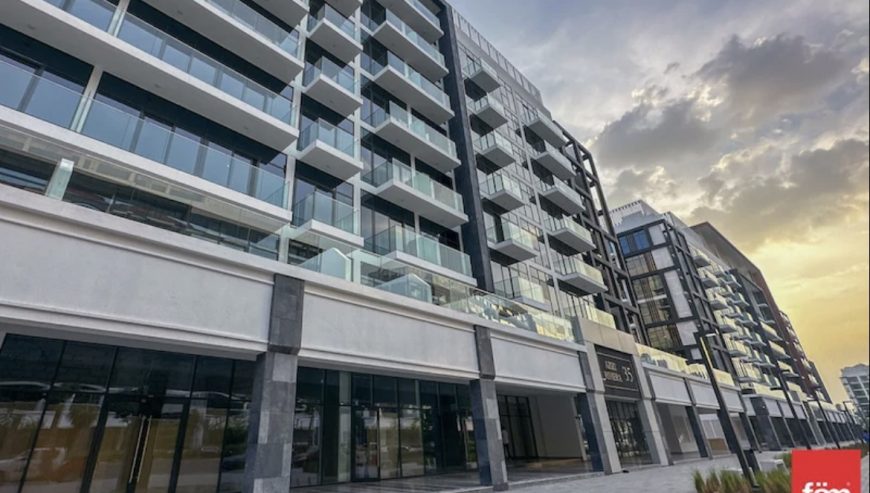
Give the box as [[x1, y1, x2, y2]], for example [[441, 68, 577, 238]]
[[801, 482, 851, 493], [792, 450, 860, 493]]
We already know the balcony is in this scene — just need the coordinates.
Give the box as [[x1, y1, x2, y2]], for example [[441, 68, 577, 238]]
[[746, 334, 764, 347], [701, 274, 720, 289], [495, 276, 549, 311], [302, 59, 362, 117], [1, 63, 295, 208], [718, 318, 740, 334], [725, 338, 749, 357], [325, 0, 362, 17], [693, 251, 712, 267], [365, 160, 467, 228], [708, 292, 729, 310], [7, 0, 299, 150], [377, 0, 443, 43], [525, 113, 567, 147], [480, 172, 524, 211], [720, 273, 740, 287], [771, 342, 790, 360], [540, 180, 585, 214], [306, 4, 362, 63], [296, 120, 362, 180], [556, 256, 607, 294], [532, 141, 575, 180], [730, 293, 750, 308], [371, 52, 453, 124], [469, 96, 508, 129], [487, 221, 537, 263], [464, 60, 500, 93], [250, 0, 308, 26], [373, 11, 448, 81], [144, 0, 304, 83], [371, 226, 474, 284], [369, 102, 459, 173], [761, 322, 782, 342], [547, 217, 595, 253], [290, 190, 363, 249], [474, 132, 516, 168]]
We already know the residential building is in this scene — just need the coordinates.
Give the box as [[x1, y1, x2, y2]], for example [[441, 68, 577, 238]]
[[841, 364, 869, 429], [0, 2, 856, 493]]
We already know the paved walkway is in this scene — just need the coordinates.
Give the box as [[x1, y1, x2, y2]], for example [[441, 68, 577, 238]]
[[295, 452, 870, 493]]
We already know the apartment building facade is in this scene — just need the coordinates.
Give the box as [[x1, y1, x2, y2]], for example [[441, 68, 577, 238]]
[[841, 364, 869, 429], [612, 202, 857, 453], [0, 1, 677, 492], [0, 1, 858, 493]]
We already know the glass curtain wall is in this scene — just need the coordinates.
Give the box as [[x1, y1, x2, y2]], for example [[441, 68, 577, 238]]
[[605, 400, 652, 466], [0, 334, 253, 493], [291, 368, 477, 488]]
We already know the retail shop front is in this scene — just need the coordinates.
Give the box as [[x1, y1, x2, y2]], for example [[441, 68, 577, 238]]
[[0, 333, 255, 493]]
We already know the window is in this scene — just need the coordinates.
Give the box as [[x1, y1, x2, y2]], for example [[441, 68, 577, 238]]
[[625, 253, 656, 277], [638, 298, 672, 324], [647, 325, 681, 350], [619, 230, 651, 255]]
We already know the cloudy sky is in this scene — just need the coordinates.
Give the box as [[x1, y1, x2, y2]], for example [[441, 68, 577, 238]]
[[450, 0, 869, 402]]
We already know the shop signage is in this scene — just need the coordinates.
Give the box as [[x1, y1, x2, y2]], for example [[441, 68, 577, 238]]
[[597, 347, 641, 398]]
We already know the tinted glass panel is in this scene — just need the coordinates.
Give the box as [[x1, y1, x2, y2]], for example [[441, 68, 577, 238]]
[[52, 342, 115, 392], [0, 335, 63, 390], [109, 348, 194, 397]]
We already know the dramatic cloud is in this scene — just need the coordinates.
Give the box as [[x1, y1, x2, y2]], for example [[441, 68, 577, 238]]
[[697, 34, 849, 124]]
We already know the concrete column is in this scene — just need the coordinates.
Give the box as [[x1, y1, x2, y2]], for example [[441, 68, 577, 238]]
[[470, 327, 508, 491], [470, 379, 509, 491], [243, 275, 305, 493], [685, 406, 712, 459], [576, 391, 621, 474]]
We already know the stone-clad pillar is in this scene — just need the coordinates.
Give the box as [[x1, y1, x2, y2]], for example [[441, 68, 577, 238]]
[[470, 326, 509, 491], [243, 275, 305, 493]]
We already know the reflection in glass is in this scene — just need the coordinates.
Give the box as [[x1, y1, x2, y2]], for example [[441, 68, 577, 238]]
[[89, 400, 142, 493], [400, 408, 424, 477], [21, 393, 103, 493], [0, 392, 46, 493], [352, 408, 378, 481], [378, 409, 400, 480], [134, 401, 184, 493], [176, 400, 227, 493], [217, 407, 249, 493], [291, 404, 322, 487]]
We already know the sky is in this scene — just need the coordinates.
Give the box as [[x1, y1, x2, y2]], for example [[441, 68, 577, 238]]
[[449, 0, 870, 402]]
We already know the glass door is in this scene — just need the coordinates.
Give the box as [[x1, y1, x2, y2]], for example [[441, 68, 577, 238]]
[[351, 408, 379, 482], [86, 397, 186, 493]]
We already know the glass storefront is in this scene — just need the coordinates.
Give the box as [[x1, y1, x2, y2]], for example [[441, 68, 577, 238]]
[[605, 400, 652, 466], [0, 334, 253, 493], [291, 368, 477, 488], [497, 396, 538, 461]]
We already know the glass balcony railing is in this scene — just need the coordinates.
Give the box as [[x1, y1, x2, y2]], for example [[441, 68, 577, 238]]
[[0, 59, 288, 206], [43, 0, 298, 125], [469, 95, 506, 116], [571, 302, 617, 330], [291, 190, 359, 235], [637, 344, 710, 380], [532, 140, 568, 160], [303, 57, 357, 94], [546, 216, 593, 244], [298, 119, 356, 157], [473, 131, 514, 156], [368, 101, 457, 158], [365, 160, 464, 213], [480, 172, 523, 199], [541, 180, 584, 207], [206, 0, 302, 56], [382, 11, 445, 66], [555, 256, 604, 285], [495, 276, 547, 306], [487, 221, 537, 250], [370, 226, 472, 277], [462, 59, 497, 81], [308, 3, 359, 40], [116, 12, 296, 124], [383, 52, 450, 107], [44, 0, 115, 30], [408, 0, 440, 27]]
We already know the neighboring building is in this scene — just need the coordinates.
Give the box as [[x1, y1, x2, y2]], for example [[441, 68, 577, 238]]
[[841, 364, 870, 428], [613, 202, 856, 451]]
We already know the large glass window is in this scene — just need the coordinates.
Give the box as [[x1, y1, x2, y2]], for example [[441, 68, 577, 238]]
[[0, 334, 253, 493]]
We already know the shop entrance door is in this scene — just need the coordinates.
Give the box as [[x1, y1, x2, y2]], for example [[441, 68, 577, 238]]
[[84, 397, 186, 493]]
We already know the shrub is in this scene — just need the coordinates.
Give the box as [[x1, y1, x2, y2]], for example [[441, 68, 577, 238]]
[[692, 468, 791, 493], [757, 468, 790, 493]]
